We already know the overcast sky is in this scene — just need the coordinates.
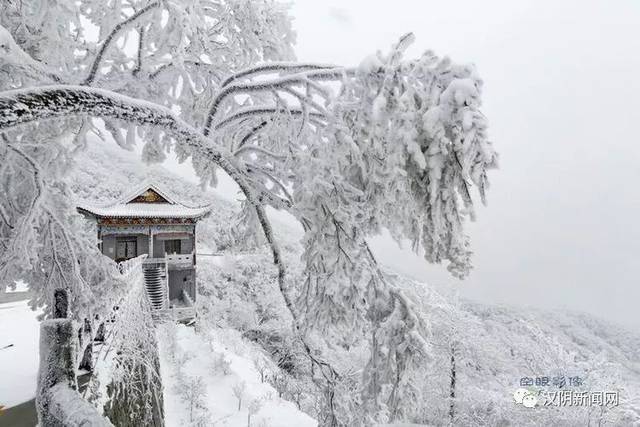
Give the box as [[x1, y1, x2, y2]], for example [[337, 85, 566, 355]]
[[166, 1, 640, 329], [286, 0, 640, 329]]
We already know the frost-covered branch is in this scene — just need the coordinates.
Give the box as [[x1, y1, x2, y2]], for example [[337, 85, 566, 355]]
[[220, 62, 337, 87], [0, 85, 286, 206], [204, 68, 353, 135], [246, 167, 292, 203], [214, 106, 326, 131], [0, 24, 62, 83], [149, 59, 223, 82], [0, 6, 500, 423], [83, 1, 161, 85], [234, 144, 286, 160], [0, 140, 44, 278], [132, 26, 146, 77]]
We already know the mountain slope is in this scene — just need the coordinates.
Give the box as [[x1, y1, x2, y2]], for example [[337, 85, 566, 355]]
[[69, 141, 640, 426]]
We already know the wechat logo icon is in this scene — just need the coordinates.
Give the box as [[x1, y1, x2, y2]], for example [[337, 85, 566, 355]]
[[513, 388, 538, 408]]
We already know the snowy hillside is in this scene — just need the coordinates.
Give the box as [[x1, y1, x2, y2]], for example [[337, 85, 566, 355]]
[[67, 141, 640, 425], [158, 323, 317, 427]]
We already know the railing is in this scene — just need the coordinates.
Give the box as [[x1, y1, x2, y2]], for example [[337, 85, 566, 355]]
[[118, 254, 147, 275], [165, 252, 193, 267], [141, 257, 166, 267], [141, 254, 193, 268], [36, 289, 113, 426]]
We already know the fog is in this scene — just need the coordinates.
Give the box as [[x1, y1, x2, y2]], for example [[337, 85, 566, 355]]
[[166, 1, 639, 329], [288, 0, 640, 329]]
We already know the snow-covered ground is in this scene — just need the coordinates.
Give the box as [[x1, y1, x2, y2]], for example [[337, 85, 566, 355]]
[[0, 296, 317, 426], [2, 140, 634, 425], [158, 323, 317, 427], [3, 280, 29, 293], [0, 300, 41, 408]]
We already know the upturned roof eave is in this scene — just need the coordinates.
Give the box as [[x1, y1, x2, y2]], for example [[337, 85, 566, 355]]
[[76, 204, 213, 220]]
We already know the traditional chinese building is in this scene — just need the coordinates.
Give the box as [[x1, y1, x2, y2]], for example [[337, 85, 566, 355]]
[[77, 183, 211, 320]]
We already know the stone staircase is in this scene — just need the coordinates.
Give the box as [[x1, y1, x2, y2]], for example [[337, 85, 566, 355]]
[[142, 263, 167, 309]]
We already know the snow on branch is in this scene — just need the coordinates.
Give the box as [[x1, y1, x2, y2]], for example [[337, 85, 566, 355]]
[[220, 62, 338, 87], [213, 106, 326, 131], [0, 24, 61, 83], [83, 1, 161, 85], [203, 68, 354, 136], [0, 84, 290, 208], [0, 6, 500, 420]]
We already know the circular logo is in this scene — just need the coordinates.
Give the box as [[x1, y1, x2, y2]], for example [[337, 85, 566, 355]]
[[513, 388, 538, 408]]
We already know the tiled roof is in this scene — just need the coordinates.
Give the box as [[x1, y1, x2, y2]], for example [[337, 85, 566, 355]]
[[77, 203, 211, 219], [77, 181, 211, 219]]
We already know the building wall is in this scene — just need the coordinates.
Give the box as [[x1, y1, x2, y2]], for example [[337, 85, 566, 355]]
[[182, 237, 194, 254], [152, 234, 194, 258], [102, 235, 116, 260], [101, 234, 148, 260], [95, 220, 199, 306], [138, 235, 149, 256], [168, 268, 195, 302], [152, 237, 164, 258]]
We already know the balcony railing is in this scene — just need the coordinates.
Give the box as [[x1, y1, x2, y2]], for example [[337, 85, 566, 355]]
[[142, 257, 166, 267], [166, 252, 193, 267]]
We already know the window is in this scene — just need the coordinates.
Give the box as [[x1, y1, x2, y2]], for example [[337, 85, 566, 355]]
[[115, 238, 137, 261], [164, 239, 182, 254]]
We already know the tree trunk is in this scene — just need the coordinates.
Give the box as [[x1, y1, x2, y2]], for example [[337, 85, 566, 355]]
[[449, 342, 456, 426]]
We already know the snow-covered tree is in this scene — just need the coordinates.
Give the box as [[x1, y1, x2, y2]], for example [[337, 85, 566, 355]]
[[0, 1, 497, 424], [247, 398, 263, 427], [177, 375, 210, 425], [233, 380, 247, 411]]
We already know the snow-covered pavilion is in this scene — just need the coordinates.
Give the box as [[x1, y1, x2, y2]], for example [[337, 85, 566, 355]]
[[77, 182, 211, 320]]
